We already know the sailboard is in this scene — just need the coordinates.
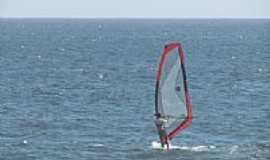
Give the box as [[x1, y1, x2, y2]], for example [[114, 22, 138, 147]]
[[154, 42, 192, 143]]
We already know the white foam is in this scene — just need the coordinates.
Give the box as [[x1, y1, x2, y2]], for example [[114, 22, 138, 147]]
[[151, 141, 216, 152], [98, 73, 104, 79], [92, 143, 104, 147], [190, 145, 214, 152], [229, 145, 238, 154], [23, 140, 28, 144], [151, 141, 179, 150]]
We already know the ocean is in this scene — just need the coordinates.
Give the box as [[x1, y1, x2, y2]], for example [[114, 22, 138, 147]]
[[0, 19, 269, 160]]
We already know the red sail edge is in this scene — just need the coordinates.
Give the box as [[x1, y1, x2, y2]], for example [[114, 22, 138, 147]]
[[155, 42, 192, 141]]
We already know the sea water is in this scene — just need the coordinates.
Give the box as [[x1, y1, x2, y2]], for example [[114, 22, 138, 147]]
[[0, 19, 269, 160]]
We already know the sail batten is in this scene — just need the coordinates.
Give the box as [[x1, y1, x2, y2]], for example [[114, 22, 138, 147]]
[[155, 42, 192, 140]]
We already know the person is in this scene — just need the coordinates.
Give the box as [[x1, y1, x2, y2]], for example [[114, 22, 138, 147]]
[[155, 113, 170, 149]]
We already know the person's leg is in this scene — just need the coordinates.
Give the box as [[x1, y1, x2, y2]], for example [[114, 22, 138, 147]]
[[165, 137, 169, 150]]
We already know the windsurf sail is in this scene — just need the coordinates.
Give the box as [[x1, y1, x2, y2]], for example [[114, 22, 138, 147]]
[[155, 42, 192, 140]]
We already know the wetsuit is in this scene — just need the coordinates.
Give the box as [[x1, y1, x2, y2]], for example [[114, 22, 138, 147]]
[[155, 118, 169, 149]]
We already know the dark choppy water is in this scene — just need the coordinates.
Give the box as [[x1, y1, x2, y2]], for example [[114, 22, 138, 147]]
[[0, 19, 270, 160]]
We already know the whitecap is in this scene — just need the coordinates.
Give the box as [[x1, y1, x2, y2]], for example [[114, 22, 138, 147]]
[[229, 145, 239, 154], [189, 145, 212, 152], [98, 73, 104, 79], [92, 143, 104, 147]]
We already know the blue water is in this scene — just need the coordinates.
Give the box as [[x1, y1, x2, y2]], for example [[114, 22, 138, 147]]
[[0, 19, 270, 160]]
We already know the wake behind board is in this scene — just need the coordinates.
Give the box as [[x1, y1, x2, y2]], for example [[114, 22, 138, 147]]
[[154, 42, 192, 149], [151, 141, 180, 150]]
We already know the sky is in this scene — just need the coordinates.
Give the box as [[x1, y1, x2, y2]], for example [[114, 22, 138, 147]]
[[0, 0, 270, 18]]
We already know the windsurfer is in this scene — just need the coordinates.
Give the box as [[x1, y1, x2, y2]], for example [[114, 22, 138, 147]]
[[155, 113, 170, 149]]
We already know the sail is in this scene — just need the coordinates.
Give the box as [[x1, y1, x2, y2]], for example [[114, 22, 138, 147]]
[[155, 42, 192, 140]]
